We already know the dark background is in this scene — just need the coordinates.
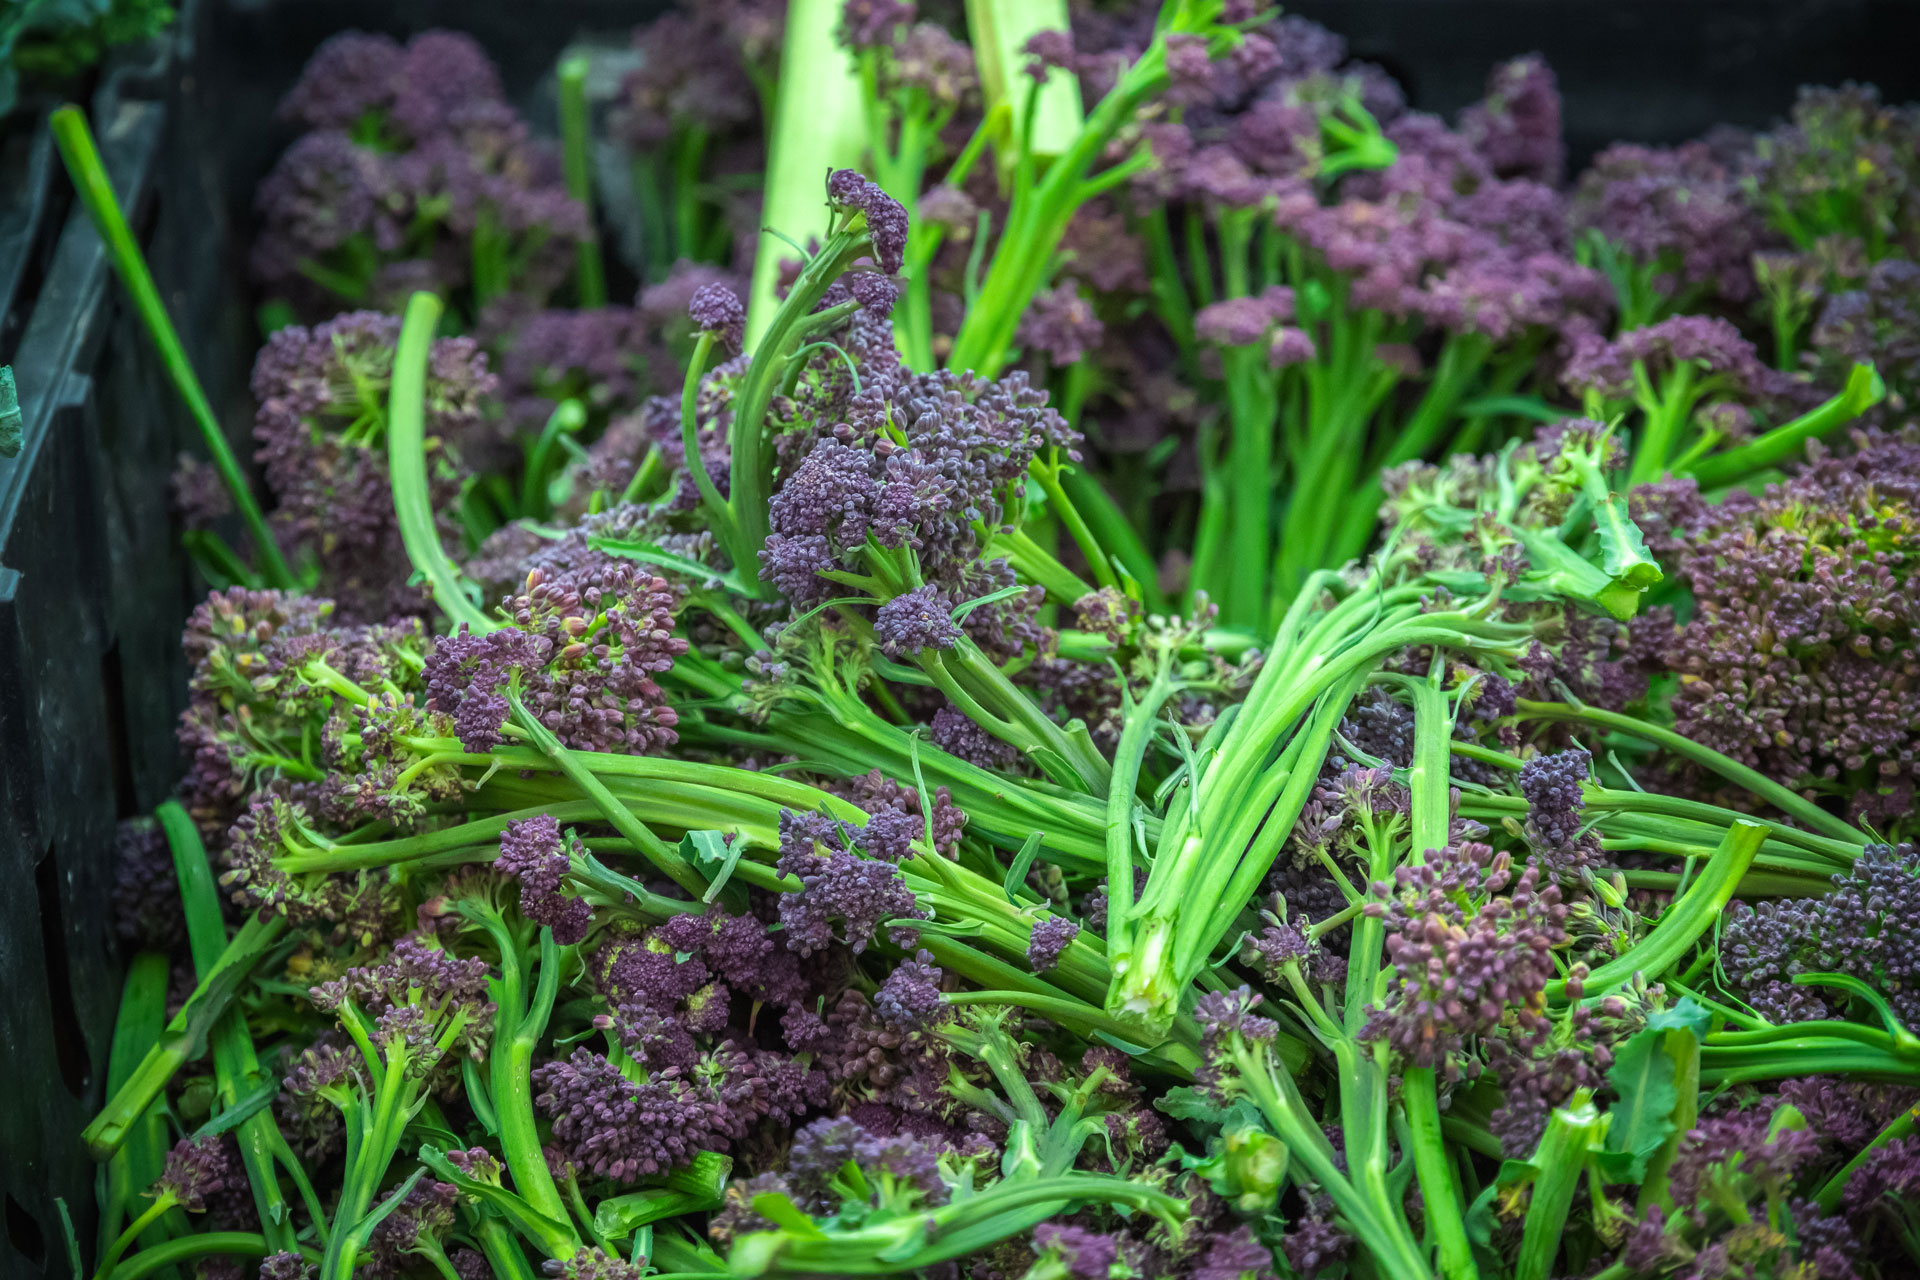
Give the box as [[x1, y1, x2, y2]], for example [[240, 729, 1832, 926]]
[[7, 1, 1920, 1277]]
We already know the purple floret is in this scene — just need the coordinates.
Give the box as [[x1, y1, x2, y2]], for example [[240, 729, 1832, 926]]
[[873, 586, 963, 658], [689, 283, 747, 350], [277, 31, 403, 130], [1457, 55, 1563, 184], [1026, 916, 1081, 972], [1192, 1224, 1277, 1280], [774, 809, 927, 954], [1032, 1224, 1121, 1280], [1359, 842, 1567, 1077], [423, 625, 549, 752], [496, 815, 593, 944], [827, 169, 909, 274], [874, 950, 947, 1029], [785, 1116, 949, 1214], [153, 1136, 251, 1219], [390, 31, 506, 140], [1017, 284, 1104, 365]]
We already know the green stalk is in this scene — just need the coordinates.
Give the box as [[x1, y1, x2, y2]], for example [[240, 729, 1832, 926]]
[[675, 331, 751, 573], [157, 802, 305, 1253], [745, 0, 870, 346], [1516, 1095, 1605, 1280], [83, 913, 289, 1160], [98, 954, 179, 1265], [1550, 821, 1765, 999], [1514, 701, 1865, 844], [1684, 361, 1884, 488], [1398, 674, 1477, 1280], [1813, 1099, 1920, 1213], [505, 683, 707, 895], [1101, 671, 1179, 959], [1638, 1024, 1702, 1214], [490, 924, 574, 1233], [557, 55, 607, 308], [49, 106, 294, 589], [964, 0, 1083, 161], [519, 399, 586, 521], [107, 1235, 269, 1280], [390, 291, 491, 632]]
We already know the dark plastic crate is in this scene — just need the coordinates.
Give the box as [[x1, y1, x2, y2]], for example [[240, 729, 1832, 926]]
[[0, 3, 1915, 1277]]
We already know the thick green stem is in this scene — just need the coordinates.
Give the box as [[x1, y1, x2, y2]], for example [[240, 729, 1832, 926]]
[[391, 291, 491, 632], [505, 683, 707, 895], [108, 1234, 269, 1280], [1551, 821, 1765, 999], [1516, 1096, 1604, 1280], [557, 55, 607, 308], [49, 107, 294, 588], [1515, 701, 1865, 844]]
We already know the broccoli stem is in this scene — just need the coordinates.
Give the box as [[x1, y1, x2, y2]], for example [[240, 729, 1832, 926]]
[[98, 953, 180, 1263], [157, 801, 305, 1253], [390, 291, 492, 632], [103, 1234, 269, 1280], [48, 106, 296, 591], [1515, 1095, 1605, 1280], [556, 54, 607, 308], [83, 913, 289, 1160], [1398, 670, 1479, 1280], [746, 0, 870, 346]]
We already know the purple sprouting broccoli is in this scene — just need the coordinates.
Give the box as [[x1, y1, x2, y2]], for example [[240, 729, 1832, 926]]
[[1810, 257, 1920, 408], [112, 818, 184, 953], [1568, 140, 1764, 318], [1747, 84, 1920, 263], [1561, 314, 1812, 483], [1518, 747, 1604, 880], [257, 31, 586, 318], [782, 1115, 950, 1216], [773, 810, 927, 955], [930, 703, 1021, 771], [491, 307, 648, 440], [1026, 916, 1081, 973], [1634, 429, 1920, 826], [1457, 55, 1563, 184], [1191, 1224, 1278, 1280], [495, 815, 594, 944], [827, 168, 909, 275], [423, 561, 689, 755], [1720, 842, 1920, 1028], [533, 1021, 815, 1182], [259, 1252, 316, 1280], [1665, 1106, 1823, 1230], [836, 769, 970, 860], [874, 950, 948, 1031], [689, 283, 748, 351], [175, 588, 456, 841], [1017, 284, 1106, 367], [310, 936, 496, 1073], [1029, 1224, 1121, 1280], [872, 585, 963, 658], [250, 312, 495, 622], [364, 1177, 460, 1277], [1360, 842, 1569, 1079], [538, 1247, 651, 1280], [758, 358, 1075, 660], [147, 1136, 251, 1221]]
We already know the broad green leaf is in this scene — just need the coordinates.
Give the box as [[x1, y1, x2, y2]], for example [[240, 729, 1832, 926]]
[[680, 829, 741, 903]]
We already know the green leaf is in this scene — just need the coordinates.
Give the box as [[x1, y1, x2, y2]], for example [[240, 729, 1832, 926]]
[[1155, 1086, 1263, 1135], [680, 830, 741, 904], [1002, 831, 1044, 903], [588, 536, 745, 592], [188, 1077, 278, 1141], [748, 1192, 828, 1239], [1602, 1007, 1705, 1182], [0, 366, 20, 458]]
